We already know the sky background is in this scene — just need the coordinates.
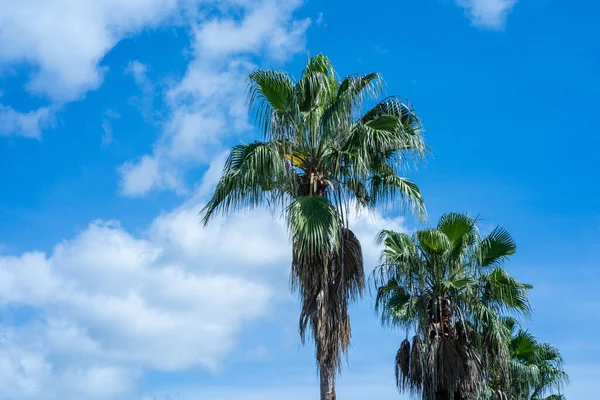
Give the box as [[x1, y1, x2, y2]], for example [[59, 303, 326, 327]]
[[0, 0, 598, 399]]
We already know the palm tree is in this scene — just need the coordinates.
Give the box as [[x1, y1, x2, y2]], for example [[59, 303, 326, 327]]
[[374, 212, 532, 400], [201, 54, 427, 400], [491, 319, 569, 400]]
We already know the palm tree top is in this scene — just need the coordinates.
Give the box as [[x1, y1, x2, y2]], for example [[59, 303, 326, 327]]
[[201, 53, 428, 227], [374, 212, 534, 399]]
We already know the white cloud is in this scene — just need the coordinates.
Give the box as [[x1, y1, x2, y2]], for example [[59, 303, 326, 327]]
[[0, 105, 53, 139], [119, 0, 310, 197], [120, 155, 185, 196], [194, 0, 309, 61], [101, 108, 121, 147], [101, 120, 113, 147], [0, 0, 193, 103], [0, 0, 200, 138], [126, 61, 150, 87], [0, 333, 138, 400], [126, 61, 156, 117], [316, 12, 324, 25], [0, 216, 276, 398], [456, 0, 518, 29]]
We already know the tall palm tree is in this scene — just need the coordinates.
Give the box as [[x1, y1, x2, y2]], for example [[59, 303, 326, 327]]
[[374, 213, 532, 400], [491, 319, 568, 400], [201, 54, 427, 400]]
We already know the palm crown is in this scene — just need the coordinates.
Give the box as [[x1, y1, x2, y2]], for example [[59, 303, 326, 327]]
[[496, 319, 568, 400], [201, 54, 426, 400], [374, 213, 533, 400]]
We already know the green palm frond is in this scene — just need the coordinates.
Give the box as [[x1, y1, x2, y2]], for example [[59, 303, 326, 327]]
[[417, 228, 451, 255], [288, 196, 341, 262], [374, 229, 420, 281], [375, 278, 422, 328], [437, 212, 478, 256], [441, 277, 476, 293], [247, 70, 295, 137], [297, 56, 336, 112], [481, 268, 532, 316], [479, 226, 517, 268], [200, 141, 285, 224], [369, 168, 425, 218], [320, 72, 382, 138], [361, 97, 426, 156], [503, 329, 569, 400], [510, 329, 537, 359]]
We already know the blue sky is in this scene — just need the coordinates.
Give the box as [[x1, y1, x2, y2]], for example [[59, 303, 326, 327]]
[[0, 0, 598, 398]]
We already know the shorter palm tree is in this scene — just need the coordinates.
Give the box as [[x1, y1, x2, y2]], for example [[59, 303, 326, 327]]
[[492, 318, 569, 400], [374, 212, 532, 400]]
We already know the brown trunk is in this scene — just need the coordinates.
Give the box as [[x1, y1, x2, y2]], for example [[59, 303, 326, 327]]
[[297, 172, 330, 197], [319, 364, 336, 400]]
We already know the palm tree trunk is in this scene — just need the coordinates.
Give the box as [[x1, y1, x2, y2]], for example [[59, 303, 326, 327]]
[[319, 364, 336, 400], [435, 389, 450, 400]]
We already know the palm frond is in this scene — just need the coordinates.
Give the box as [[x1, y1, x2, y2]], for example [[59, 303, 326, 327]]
[[247, 70, 295, 137], [334, 228, 365, 302], [375, 278, 421, 328], [410, 335, 424, 392], [287, 196, 340, 263], [395, 339, 411, 390], [417, 228, 451, 255], [368, 167, 426, 219], [200, 141, 285, 224], [437, 212, 478, 257], [482, 268, 532, 316], [297, 54, 336, 113], [374, 229, 420, 282], [337, 72, 382, 105], [360, 97, 426, 156], [479, 227, 517, 268]]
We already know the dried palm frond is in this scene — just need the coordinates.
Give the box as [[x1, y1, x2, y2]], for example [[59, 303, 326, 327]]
[[395, 339, 411, 390]]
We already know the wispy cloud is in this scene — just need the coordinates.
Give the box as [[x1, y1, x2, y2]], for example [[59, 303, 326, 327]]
[[0, 105, 53, 139], [126, 61, 156, 118], [100, 109, 120, 147], [101, 120, 113, 147], [316, 12, 324, 25], [456, 0, 518, 30], [118, 0, 310, 197], [374, 45, 389, 55]]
